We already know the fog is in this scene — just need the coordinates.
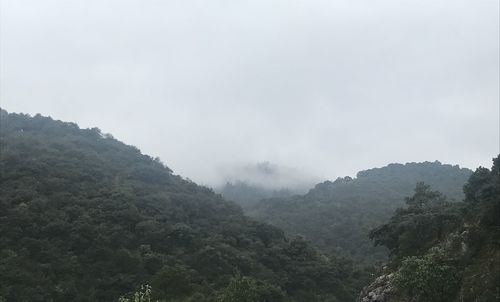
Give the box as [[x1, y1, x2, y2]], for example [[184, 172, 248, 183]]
[[215, 162, 320, 191], [1, 0, 498, 187]]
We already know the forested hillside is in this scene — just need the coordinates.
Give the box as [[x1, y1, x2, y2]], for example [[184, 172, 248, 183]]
[[360, 156, 499, 302], [217, 181, 296, 210], [0, 110, 368, 302], [250, 163, 472, 263], [1, 110, 496, 302]]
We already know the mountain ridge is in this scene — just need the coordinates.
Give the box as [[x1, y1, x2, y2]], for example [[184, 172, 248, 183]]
[[0, 109, 367, 302], [248, 160, 472, 263]]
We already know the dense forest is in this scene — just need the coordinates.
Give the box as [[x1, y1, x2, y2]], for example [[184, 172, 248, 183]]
[[0, 110, 498, 302], [360, 156, 499, 302], [0, 110, 369, 302], [246, 163, 472, 264], [217, 181, 296, 211]]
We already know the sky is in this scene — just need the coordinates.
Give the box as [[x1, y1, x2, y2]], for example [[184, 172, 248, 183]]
[[1, 0, 499, 187]]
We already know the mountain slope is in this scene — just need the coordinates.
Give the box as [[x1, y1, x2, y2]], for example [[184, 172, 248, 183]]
[[360, 156, 499, 302], [0, 110, 366, 302], [217, 181, 297, 210], [250, 162, 472, 263]]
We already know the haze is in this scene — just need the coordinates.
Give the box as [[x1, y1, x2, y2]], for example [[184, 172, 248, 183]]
[[1, 0, 498, 187]]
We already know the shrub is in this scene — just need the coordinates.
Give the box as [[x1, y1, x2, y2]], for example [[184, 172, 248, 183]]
[[393, 247, 461, 302]]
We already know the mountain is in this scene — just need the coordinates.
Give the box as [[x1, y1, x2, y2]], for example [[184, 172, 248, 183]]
[[216, 181, 297, 210], [214, 162, 317, 210], [214, 162, 318, 193], [360, 156, 499, 302], [250, 162, 472, 264], [0, 110, 367, 302]]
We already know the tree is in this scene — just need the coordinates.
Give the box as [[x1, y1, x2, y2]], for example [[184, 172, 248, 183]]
[[369, 183, 464, 259], [405, 182, 446, 210], [393, 247, 461, 302], [216, 276, 285, 302]]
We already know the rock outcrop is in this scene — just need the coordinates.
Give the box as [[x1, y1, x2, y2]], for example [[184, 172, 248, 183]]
[[358, 272, 397, 302]]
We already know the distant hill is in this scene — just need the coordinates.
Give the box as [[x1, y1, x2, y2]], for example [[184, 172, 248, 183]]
[[0, 110, 367, 302], [214, 161, 318, 191], [216, 181, 297, 210], [360, 156, 499, 302], [214, 161, 317, 210], [250, 162, 472, 264]]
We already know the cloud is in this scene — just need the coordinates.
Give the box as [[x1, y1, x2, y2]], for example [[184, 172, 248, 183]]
[[1, 0, 498, 185], [214, 161, 320, 190]]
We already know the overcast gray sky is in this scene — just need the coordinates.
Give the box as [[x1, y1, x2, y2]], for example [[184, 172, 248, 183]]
[[1, 0, 498, 187]]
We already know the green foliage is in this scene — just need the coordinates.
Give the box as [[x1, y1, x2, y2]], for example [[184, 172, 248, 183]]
[[463, 155, 500, 228], [394, 247, 461, 302], [216, 276, 285, 302], [369, 183, 465, 260], [365, 155, 500, 302], [252, 164, 471, 264], [0, 110, 363, 302], [150, 264, 198, 301], [458, 155, 500, 302], [218, 181, 295, 210], [405, 182, 446, 210]]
